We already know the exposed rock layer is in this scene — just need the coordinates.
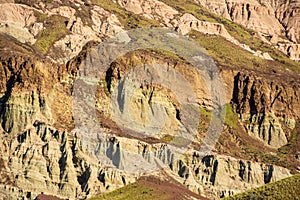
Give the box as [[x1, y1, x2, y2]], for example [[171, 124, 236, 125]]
[[231, 71, 299, 148], [1, 49, 298, 199], [0, 0, 299, 199], [196, 0, 300, 62]]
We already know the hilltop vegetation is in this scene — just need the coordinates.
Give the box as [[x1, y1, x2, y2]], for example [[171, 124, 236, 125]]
[[224, 174, 300, 200], [89, 176, 207, 200]]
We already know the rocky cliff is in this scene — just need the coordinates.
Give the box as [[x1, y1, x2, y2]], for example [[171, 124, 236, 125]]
[[0, 119, 291, 199], [231, 71, 299, 148], [196, 0, 300, 62], [0, 46, 299, 199], [0, 0, 299, 200]]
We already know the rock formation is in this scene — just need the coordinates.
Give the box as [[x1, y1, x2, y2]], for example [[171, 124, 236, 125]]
[[0, 0, 299, 199], [231, 72, 299, 148], [196, 0, 300, 62]]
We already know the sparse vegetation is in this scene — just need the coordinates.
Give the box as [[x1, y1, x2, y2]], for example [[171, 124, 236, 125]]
[[223, 104, 238, 129], [160, 0, 256, 43], [198, 107, 211, 133], [188, 31, 300, 74], [90, 182, 167, 200], [160, 0, 218, 23], [33, 10, 48, 23], [148, 49, 186, 63], [187, 30, 264, 69], [89, 176, 205, 200], [34, 15, 69, 54], [92, 0, 160, 29], [224, 174, 300, 200], [170, 136, 191, 147], [161, 134, 175, 143]]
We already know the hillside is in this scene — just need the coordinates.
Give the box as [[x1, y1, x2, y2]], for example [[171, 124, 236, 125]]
[[89, 175, 208, 200], [0, 0, 299, 200], [224, 173, 300, 200]]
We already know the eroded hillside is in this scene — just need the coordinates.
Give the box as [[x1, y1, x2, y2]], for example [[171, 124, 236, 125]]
[[0, 0, 299, 200]]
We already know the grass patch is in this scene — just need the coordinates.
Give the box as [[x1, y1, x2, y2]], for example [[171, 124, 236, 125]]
[[160, 0, 217, 23], [224, 174, 300, 200], [92, 0, 160, 29], [188, 31, 300, 74], [33, 10, 48, 23], [90, 183, 160, 200], [188, 30, 267, 69], [89, 176, 204, 200], [223, 104, 238, 128], [161, 134, 175, 143], [199, 107, 211, 117], [34, 15, 69, 54]]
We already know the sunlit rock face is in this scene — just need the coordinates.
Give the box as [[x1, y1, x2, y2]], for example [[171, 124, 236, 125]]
[[196, 0, 300, 62], [0, 0, 299, 199]]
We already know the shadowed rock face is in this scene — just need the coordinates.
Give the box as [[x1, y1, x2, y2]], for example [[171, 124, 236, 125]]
[[231, 72, 299, 148], [0, 0, 299, 200]]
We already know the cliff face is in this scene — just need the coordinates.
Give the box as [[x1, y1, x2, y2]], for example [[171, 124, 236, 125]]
[[196, 0, 300, 62], [0, 0, 299, 200], [171, 152, 291, 198], [0, 53, 134, 199], [0, 120, 292, 199], [0, 122, 139, 199], [275, 0, 300, 43], [198, 0, 284, 35], [0, 56, 48, 134], [0, 48, 298, 199], [231, 72, 300, 148]]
